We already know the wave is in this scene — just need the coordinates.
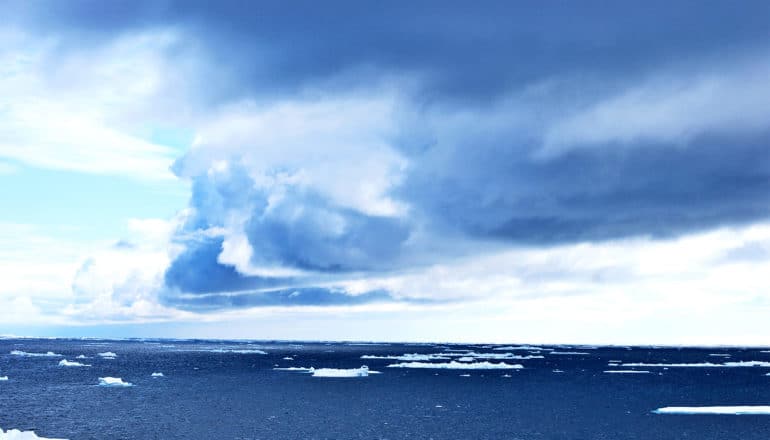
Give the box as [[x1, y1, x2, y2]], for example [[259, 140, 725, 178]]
[[654, 406, 770, 415], [98, 377, 133, 387], [58, 359, 90, 367], [0, 427, 67, 440], [10, 351, 62, 358], [387, 361, 524, 370]]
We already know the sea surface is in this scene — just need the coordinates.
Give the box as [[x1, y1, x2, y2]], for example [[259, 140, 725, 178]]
[[1, 338, 770, 439]]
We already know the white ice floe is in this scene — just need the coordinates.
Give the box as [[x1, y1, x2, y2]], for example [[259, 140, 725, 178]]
[[0, 376, 7, 381], [604, 370, 650, 374], [10, 351, 62, 358], [361, 353, 450, 361], [549, 351, 590, 355], [621, 361, 770, 368], [97, 352, 117, 359], [0, 427, 67, 440], [708, 354, 731, 357], [653, 406, 770, 415], [312, 366, 377, 378], [502, 374, 512, 378], [459, 374, 471, 377], [457, 357, 475, 362], [282, 357, 294, 360], [98, 377, 133, 387], [151, 372, 164, 377], [210, 349, 267, 355], [492, 346, 552, 351], [274, 366, 379, 377], [553, 369, 564, 373], [75, 355, 88, 359], [273, 367, 315, 372], [58, 359, 90, 367], [446, 352, 542, 360], [387, 361, 524, 370]]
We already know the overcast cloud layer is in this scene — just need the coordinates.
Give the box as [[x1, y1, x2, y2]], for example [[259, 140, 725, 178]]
[[1, 1, 769, 343]]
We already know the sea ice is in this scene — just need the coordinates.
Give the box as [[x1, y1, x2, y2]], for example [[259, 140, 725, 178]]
[[549, 351, 590, 355], [387, 361, 523, 370], [0, 427, 67, 440], [653, 406, 770, 415], [97, 352, 117, 359], [361, 353, 450, 361], [604, 370, 650, 374], [75, 355, 88, 359], [282, 357, 294, 360], [622, 361, 770, 368], [58, 359, 90, 367], [151, 372, 164, 377], [10, 351, 62, 357], [311, 366, 376, 377], [98, 377, 133, 387], [0, 376, 7, 381], [210, 349, 267, 355]]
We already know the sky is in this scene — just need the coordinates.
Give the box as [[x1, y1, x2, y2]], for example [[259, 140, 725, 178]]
[[1, 0, 769, 345]]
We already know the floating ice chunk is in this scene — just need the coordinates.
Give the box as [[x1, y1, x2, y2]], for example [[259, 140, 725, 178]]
[[553, 369, 564, 373], [0, 376, 7, 381], [622, 361, 770, 368], [98, 377, 133, 387], [653, 406, 770, 415], [502, 374, 512, 378], [0, 427, 67, 439], [549, 351, 590, 355], [604, 370, 650, 374], [75, 355, 88, 359], [457, 357, 475, 362], [273, 367, 315, 372], [311, 366, 376, 378], [210, 349, 267, 355], [387, 361, 523, 370], [282, 357, 294, 360], [492, 346, 551, 351], [444, 352, 542, 360], [97, 352, 117, 359], [361, 353, 450, 361], [708, 354, 731, 357], [151, 372, 164, 377], [10, 351, 62, 357], [58, 359, 90, 367], [459, 374, 471, 377]]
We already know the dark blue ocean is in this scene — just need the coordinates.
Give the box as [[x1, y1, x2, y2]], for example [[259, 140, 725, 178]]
[[1, 339, 770, 439]]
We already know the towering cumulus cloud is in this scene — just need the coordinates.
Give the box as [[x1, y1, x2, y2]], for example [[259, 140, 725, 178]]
[[3, 0, 770, 338]]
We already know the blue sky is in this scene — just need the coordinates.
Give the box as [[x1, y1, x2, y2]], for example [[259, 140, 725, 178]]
[[1, 1, 770, 344]]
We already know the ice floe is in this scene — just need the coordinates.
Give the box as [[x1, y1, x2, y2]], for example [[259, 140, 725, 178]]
[[75, 355, 88, 359], [98, 377, 133, 387], [58, 359, 90, 367], [274, 367, 314, 372], [0, 427, 67, 439], [387, 361, 524, 370], [604, 370, 650, 374], [282, 357, 294, 360], [151, 372, 164, 377], [708, 354, 731, 357], [653, 406, 770, 415], [459, 374, 471, 377], [621, 361, 770, 368], [312, 366, 376, 377], [10, 351, 62, 357], [0, 376, 7, 381], [492, 346, 552, 351], [97, 352, 117, 359], [549, 351, 590, 355], [361, 353, 450, 361], [209, 349, 267, 355]]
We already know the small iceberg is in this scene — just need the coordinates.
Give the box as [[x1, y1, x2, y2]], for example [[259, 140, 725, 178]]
[[10, 350, 62, 358], [653, 406, 770, 415], [282, 357, 294, 361], [97, 352, 117, 359], [151, 372, 164, 377], [604, 370, 650, 374], [76, 355, 88, 359], [98, 377, 133, 387], [0, 427, 67, 439], [0, 376, 8, 381], [58, 359, 90, 367], [387, 361, 523, 370]]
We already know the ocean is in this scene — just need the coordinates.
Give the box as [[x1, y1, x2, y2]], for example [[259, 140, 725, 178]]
[[1, 339, 769, 439]]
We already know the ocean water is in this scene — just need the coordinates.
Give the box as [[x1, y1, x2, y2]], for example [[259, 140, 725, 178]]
[[1, 339, 770, 439]]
